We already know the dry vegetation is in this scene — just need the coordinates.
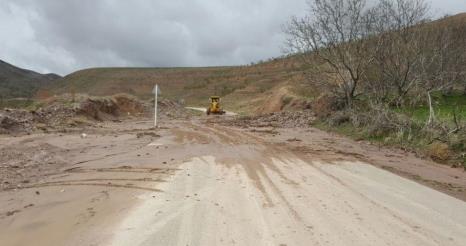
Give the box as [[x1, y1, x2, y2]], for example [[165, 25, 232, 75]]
[[285, 0, 466, 168]]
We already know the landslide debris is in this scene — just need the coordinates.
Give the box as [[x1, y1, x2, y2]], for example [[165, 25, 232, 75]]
[[0, 94, 192, 135], [213, 110, 316, 128], [78, 94, 146, 121], [0, 94, 147, 134], [157, 99, 192, 120]]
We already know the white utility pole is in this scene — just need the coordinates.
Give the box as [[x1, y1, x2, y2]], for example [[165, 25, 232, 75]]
[[153, 84, 161, 127]]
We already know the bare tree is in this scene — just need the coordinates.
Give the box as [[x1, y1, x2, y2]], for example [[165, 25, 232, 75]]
[[285, 0, 465, 116], [371, 0, 430, 107], [284, 0, 379, 108], [418, 22, 466, 125]]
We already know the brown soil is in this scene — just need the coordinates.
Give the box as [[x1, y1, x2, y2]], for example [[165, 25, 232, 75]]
[[211, 114, 466, 201], [0, 94, 189, 135], [0, 142, 66, 191], [1, 112, 466, 245], [211, 110, 316, 128]]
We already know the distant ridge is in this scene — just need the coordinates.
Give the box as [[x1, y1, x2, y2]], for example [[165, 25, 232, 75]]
[[0, 59, 61, 99]]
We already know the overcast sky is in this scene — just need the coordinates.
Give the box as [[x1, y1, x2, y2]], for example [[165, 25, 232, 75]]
[[1, 0, 465, 76]]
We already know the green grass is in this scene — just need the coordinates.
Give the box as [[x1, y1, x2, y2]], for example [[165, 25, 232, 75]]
[[396, 93, 466, 123], [314, 92, 466, 166], [315, 120, 398, 145]]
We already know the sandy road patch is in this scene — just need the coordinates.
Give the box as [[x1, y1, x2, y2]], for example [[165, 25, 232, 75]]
[[109, 155, 466, 246]]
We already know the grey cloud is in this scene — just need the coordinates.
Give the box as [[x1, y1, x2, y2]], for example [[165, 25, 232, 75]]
[[0, 0, 465, 75]]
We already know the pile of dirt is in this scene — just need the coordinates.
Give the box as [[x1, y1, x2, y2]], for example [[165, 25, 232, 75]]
[[0, 94, 149, 134], [220, 110, 316, 128], [31, 104, 79, 126], [157, 99, 193, 120], [113, 94, 146, 115], [0, 109, 36, 134], [0, 94, 193, 134], [78, 95, 146, 121], [0, 108, 82, 135]]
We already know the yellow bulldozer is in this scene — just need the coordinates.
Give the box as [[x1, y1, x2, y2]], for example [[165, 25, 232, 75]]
[[206, 96, 226, 115]]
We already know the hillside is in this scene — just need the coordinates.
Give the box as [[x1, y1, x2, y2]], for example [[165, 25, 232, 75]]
[[48, 13, 466, 114], [50, 58, 317, 114], [0, 59, 61, 99]]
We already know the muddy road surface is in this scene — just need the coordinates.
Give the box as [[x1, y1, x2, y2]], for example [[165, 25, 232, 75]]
[[1, 118, 466, 246]]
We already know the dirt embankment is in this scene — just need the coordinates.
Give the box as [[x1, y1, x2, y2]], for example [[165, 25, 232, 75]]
[[0, 94, 190, 135], [78, 94, 146, 121]]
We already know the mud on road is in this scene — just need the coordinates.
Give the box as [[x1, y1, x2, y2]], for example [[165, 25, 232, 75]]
[[1, 116, 466, 246]]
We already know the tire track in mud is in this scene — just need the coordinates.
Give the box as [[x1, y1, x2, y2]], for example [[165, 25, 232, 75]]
[[10, 182, 162, 192], [180, 122, 309, 219], [64, 166, 179, 174], [46, 166, 178, 191], [173, 121, 260, 146], [5, 165, 179, 192], [70, 140, 154, 166], [45, 178, 166, 184]]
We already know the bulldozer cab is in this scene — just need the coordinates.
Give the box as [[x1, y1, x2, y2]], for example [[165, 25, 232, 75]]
[[210, 96, 220, 103]]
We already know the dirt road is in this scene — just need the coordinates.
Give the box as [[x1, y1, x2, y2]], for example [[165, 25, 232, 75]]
[[1, 118, 466, 246]]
